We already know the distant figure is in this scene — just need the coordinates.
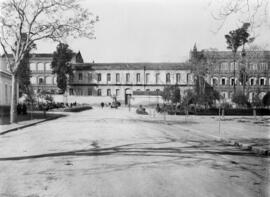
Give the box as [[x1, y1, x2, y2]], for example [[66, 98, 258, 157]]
[[17, 103, 22, 115], [101, 102, 104, 109], [156, 104, 161, 113], [22, 103, 27, 115]]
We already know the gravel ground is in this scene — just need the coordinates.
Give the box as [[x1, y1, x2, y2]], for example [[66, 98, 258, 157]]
[[0, 108, 269, 197]]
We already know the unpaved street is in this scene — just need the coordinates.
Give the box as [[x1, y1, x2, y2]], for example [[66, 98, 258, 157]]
[[0, 108, 269, 197]]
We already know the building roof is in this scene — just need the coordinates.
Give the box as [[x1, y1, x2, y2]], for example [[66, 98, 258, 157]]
[[1, 52, 81, 59], [71, 62, 191, 71], [202, 50, 270, 60]]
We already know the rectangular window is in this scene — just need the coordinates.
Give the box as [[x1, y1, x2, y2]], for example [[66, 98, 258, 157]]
[[260, 63, 268, 70], [126, 73, 130, 83], [107, 73, 111, 82], [156, 73, 160, 84], [116, 73, 120, 83], [176, 73, 180, 83], [97, 89, 102, 96], [70, 89, 74, 95], [97, 73, 102, 82], [69, 75, 74, 83], [146, 73, 150, 84], [166, 73, 171, 84], [77, 89, 83, 96], [79, 73, 83, 80], [116, 89, 120, 96], [5, 84, 8, 104], [88, 73, 92, 82], [88, 88, 92, 95], [136, 73, 140, 83], [107, 89, 111, 96]]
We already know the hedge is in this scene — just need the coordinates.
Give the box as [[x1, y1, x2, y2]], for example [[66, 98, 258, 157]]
[[63, 106, 93, 112], [167, 108, 270, 116]]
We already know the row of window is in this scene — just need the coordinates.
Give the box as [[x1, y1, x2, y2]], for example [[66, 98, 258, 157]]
[[220, 91, 266, 100], [30, 62, 52, 71], [30, 76, 57, 85], [217, 62, 268, 71], [70, 88, 161, 96], [76, 72, 191, 84], [211, 77, 268, 86]]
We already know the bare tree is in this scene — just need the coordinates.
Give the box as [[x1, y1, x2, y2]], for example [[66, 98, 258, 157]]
[[210, 0, 269, 31], [0, 0, 97, 123]]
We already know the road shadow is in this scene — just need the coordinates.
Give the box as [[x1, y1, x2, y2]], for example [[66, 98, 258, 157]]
[[0, 112, 66, 125], [0, 139, 265, 162]]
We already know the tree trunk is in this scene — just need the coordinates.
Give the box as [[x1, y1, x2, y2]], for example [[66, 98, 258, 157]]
[[233, 53, 236, 94], [10, 74, 18, 123]]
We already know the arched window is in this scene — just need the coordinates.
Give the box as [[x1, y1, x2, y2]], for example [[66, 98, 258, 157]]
[[250, 77, 256, 86], [221, 77, 227, 85], [230, 78, 236, 86], [211, 78, 218, 86], [38, 77, 44, 85], [259, 78, 266, 86]]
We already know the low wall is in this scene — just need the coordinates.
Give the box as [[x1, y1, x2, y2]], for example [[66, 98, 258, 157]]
[[131, 95, 164, 106], [51, 95, 164, 107], [52, 95, 113, 105]]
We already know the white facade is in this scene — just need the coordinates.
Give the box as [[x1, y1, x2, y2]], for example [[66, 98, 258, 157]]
[[0, 58, 12, 106], [68, 63, 194, 104]]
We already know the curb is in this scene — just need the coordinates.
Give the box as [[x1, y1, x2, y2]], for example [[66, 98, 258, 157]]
[[0, 116, 59, 135]]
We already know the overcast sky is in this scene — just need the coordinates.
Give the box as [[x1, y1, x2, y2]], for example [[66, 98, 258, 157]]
[[2, 0, 270, 62]]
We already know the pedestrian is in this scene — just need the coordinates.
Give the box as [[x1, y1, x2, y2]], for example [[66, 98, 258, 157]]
[[156, 104, 161, 113], [22, 103, 27, 115], [17, 103, 22, 115], [101, 102, 104, 109]]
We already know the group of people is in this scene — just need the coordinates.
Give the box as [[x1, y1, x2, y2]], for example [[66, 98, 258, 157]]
[[17, 103, 27, 115]]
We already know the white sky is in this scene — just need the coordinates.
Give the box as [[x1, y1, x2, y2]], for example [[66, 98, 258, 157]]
[[2, 0, 270, 62]]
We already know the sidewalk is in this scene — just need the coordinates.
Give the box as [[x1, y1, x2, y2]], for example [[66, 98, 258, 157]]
[[145, 109, 270, 155], [0, 112, 66, 135]]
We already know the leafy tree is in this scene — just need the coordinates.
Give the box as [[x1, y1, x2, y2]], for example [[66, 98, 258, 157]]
[[162, 85, 181, 104], [51, 43, 74, 93], [0, 0, 97, 123], [225, 23, 254, 94], [232, 91, 249, 107], [262, 92, 270, 107]]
